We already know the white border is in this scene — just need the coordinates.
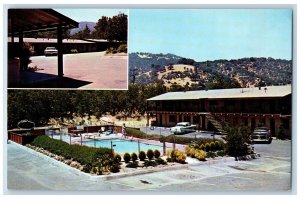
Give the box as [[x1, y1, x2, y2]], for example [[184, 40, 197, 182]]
[[1, 1, 299, 199]]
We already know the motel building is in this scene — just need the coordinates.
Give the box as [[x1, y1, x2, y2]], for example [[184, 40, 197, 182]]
[[147, 85, 292, 137]]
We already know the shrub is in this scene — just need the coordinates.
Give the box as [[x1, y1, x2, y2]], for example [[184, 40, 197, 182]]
[[131, 153, 138, 162], [82, 163, 92, 173], [206, 151, 217, 158], [225, 126, 252, 157], [204, 143, 211, 152], [154, 149, 160, 158], [155, 158, 167, 165], [143, 160, 158, 167], [147, 149, 154, 160], [210, 142, 216, 151], [194, 150, 206, 161], [123, 153, 131, 163], [138, 151, 146, 161], [167, 149, 186, 164], [185, 146, 191, 156], [110, 162, 120, 173], [175, 150, 186, 163], [126, 128, 160, 140], [126, 161, 139, 168], [70, 49, 78, 53], [199, 144, 205, 151], [214, 141, 221, 150], [114, 153, 121, 163], [117, 44, 127, 53], [216, 150, 225, 157]]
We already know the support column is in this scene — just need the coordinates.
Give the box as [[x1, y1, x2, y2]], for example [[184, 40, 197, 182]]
[[146, 102, 149, 126], [57, 25, 63, 77], [10, 18, 14, 43], [19, 31, 24, 70]]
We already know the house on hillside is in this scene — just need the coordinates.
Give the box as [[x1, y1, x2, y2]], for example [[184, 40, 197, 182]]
[[147, 85, 292, 137]]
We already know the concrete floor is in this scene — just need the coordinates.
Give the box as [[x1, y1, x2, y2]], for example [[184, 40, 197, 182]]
[[5, 139, 292, 194], [19, 52, 128, 89]]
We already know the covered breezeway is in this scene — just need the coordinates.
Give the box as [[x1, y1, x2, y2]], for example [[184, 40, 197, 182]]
[[8, 9, 78, 87]]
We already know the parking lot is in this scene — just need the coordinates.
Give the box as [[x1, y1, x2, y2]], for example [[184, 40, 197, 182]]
[[6, 138, 292, 193], [25, 52, 128, 89]]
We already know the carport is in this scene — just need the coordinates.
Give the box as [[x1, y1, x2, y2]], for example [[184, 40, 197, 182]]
[[8, 9, 78, 78]]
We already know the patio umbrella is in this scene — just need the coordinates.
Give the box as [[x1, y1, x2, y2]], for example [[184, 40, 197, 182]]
[[17, 120, 35, 129]]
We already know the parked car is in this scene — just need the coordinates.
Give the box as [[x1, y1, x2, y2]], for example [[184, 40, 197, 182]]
[[44, 47, 58, 56], [251, 127, 272, 144], [170, 122, 197, 134]]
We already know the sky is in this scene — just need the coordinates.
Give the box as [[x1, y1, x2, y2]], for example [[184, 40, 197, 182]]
[[129, 9, 293, 61], [55, 9, 128, 22]]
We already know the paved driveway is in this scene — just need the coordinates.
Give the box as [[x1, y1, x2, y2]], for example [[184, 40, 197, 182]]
[[6, 140, 292, 193], [27, 52, 127, 89]]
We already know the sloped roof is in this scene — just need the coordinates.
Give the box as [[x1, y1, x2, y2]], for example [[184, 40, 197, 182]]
[[147, 85, 292, 101], [8, 9, 78, 34], [8, 37, 95, 44]]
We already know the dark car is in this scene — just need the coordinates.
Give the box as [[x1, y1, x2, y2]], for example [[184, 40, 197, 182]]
[[251, 127, 272, 144]]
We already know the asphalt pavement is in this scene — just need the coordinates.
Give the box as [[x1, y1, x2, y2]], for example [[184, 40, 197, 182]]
[[5, 139, 292, 193]]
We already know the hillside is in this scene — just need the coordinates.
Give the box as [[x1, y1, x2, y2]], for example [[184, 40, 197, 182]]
[[129, 52, 292, 89]]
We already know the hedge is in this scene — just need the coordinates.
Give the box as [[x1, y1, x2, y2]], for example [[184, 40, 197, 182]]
[[31, 135, 113, 165], [126, 128, 217, 145]]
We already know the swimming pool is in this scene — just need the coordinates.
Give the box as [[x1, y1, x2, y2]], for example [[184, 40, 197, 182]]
[[82, 139, 165, 154]]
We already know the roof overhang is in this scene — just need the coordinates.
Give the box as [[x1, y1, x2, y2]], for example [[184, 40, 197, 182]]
[[8, 9, 78, 35], [147, 85, 292, 101]]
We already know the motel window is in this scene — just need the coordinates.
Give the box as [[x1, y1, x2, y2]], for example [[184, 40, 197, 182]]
[[169, 115, 176, 123]]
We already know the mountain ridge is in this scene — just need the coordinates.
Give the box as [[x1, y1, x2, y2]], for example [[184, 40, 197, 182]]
[[129, 52, 292, 89]]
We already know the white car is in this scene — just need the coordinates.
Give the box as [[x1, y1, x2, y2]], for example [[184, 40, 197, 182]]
[[171, 122, 197, 134], [44, 47, 58, 56]]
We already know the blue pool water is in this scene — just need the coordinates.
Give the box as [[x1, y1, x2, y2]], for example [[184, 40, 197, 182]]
[[82, 139, 164, 154]]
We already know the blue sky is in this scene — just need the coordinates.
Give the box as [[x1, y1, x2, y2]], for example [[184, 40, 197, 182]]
[[129, 9, 292, 61], [55, 9, 128, 22]]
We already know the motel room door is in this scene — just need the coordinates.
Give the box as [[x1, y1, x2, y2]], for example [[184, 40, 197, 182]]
[[270, 118, 275, 137]]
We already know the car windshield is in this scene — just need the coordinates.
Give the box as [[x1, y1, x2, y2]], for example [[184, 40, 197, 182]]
[[46, 47, 56, 50], [253, 128, 269, 134]]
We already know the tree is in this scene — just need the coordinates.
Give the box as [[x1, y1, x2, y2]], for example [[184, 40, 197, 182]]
[[225, 126, 253, 159], [71, 25, 91, 39], [207, 74, 240, 90], [92, 13, 127, 41], [92, 16, 109, 39]]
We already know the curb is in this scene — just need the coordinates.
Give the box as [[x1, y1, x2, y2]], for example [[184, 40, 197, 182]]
[[187, 156, 236, 167], [236, 153, 261, 161], [102, 163, 189, 180]]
